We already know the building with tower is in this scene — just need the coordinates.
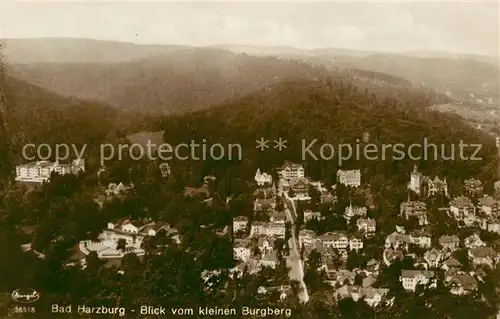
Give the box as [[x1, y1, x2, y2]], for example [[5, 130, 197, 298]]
[[408, 165, 422, 195], [255, 168, 272, 186]]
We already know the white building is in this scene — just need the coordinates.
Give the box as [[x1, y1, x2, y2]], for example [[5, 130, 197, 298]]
[[233, 216, 249, 233], [400, 270, 436, 292], [439, 235, 460, 251], [79, 219, 175, 259], [250, 221, 267, 237], [349, 237, 364, 251], [298, 229, 316, 246], [345, 203, 368, 221], [357, 218, 376, 234], [265, 222, 286, 238], [464, 234, 486, 249], [319, 232, 349, 249], [15, 159, 85, 183], [255, 168, 273, 186], [337, 169, 361, 187], [408, 165, 423, 195], [277, 161, 304, 181], [233, 239, 252, 262], [409, 230, 432, 249], [400, 201, 428, 226]]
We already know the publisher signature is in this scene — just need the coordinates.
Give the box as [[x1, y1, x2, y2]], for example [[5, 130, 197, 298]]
[[11, 289, 40, 303]]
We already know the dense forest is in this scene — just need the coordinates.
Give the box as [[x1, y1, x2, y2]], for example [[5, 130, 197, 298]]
[[157, 77, 497, 190]]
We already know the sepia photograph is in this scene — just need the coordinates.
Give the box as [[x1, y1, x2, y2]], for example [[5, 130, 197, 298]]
[[0, 0, 499, 318]]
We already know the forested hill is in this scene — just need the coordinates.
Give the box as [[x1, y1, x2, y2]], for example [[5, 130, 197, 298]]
[[9, 49, 329, 114], [159, 78, 497, 187], [1, 76, 141, 165]]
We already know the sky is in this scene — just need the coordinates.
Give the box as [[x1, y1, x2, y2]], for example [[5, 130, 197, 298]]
[[1, 1, 499, 56]]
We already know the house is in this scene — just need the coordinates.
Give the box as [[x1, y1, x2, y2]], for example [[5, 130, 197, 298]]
[[446, 274, 478, 295], [464, 234, 486, 249], [424, 248, 444, 268], [329, 269, 356, 285], [319, 232, 349, 249], [233, 216, 249, 233], [409, 230, 432, 249], [439, 235, 460, 251], [469, 246, 498, 267], [269, 211, 287, 224], [364, 259, 381, 277], [400, 201, 428, 226], [105, 182, 133, 197], [441, 257, 463, 272], [265, 222, 286, 238], [357, 218, 376, 235], [334, 285, 390, 308], [344, 203, 367, 221], [383, 248, 404, 266], [79, 219, 174, 259], [303, 210, 322, 222], [253, 198, 276, 212], [255, 168, 272, 186], [277, 161, 304, 181], [159, 163, 171, 177], [15, 159, 85, 184], [258, 237, 275, 253], [362, 275, 377, 288], [349, 236, 364, 251], [233, 239, 251, 262], [400, 270, 436, 292], [298, 229, 316, 246], [337, 169, 361, 187], [362, 287, 391, 308], [289, 177, 309, 197], [310, 242, 338, 267], [413, 257, 429, 270], [260, 250, 279, 269], [250, 221, 267, 237], [450, 196, 476, 224], [426, 176, 448, 197], [464, 178, 483, 196], [384, 231, 410, 250], [203, 175, 217, 184], [483, 219, 500, 234], [478, 196, 500, 216], [183, 184, 210, 198]]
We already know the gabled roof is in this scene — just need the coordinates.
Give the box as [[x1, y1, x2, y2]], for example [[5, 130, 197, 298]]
[[401, 270, 435, 279], [439, 235, 460, 244], [450, 274, 478, 290], [443, 257, 462, 268]]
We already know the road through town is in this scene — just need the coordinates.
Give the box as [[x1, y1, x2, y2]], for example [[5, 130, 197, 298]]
[[283, 193, 310, 303]]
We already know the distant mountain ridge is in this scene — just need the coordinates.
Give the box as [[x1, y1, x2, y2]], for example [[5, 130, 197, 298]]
[[1, 38, 189, 64], [8, 48, 330, 114]]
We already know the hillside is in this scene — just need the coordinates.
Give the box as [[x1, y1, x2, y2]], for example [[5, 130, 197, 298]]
[[8, 48, 330, 114], [158, 78, 497, 186], [330, 54, 500, 101], [1, 76, 137, 165], [1, 38, 188, 64]]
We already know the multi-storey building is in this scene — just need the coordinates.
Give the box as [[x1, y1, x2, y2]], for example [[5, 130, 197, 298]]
[[255, 168, 273, 186], [277, 161, 305, 181], [400, 270, 436, 292], [408, 165, 423, 195], [337, 169, 361, 188], [464, 178, 483, 197], [15, 159, 85, 183], [400, 201, 428, 226], [450, 196, 476, 223]]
